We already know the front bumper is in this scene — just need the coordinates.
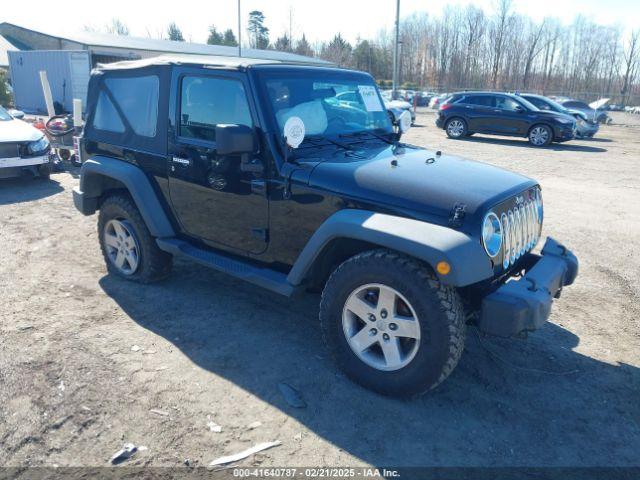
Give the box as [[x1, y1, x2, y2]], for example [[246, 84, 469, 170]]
[[576, 122, 599, 138], [478, 237, 578, 337], [0, 154, 49, 169], [553, 124, 576, 142]]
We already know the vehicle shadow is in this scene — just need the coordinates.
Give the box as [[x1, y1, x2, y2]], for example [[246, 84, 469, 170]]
[[0, 176, 64, 205], [461, 136, 607, 153], [99, 263, 640, 467]]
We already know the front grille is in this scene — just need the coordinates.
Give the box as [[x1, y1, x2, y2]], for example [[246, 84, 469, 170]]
[[0, 143, 20, 159], [495, 188, 543, 270]]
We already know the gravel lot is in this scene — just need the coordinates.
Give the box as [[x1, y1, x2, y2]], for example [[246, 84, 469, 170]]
[[1, 110, 639, 472]]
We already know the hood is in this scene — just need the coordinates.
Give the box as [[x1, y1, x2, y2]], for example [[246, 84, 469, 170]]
[[566, 108, 587, 121], [589, 98, 609, 110], [307, 145, 537, 225], [0, 118, 44, 143]]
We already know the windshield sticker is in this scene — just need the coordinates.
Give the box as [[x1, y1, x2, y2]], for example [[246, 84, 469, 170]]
[[358, 85, 383, 112], [283, 116, 305, 148]]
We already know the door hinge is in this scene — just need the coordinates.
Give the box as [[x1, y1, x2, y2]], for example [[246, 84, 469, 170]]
[[251, 228, 269, 242]]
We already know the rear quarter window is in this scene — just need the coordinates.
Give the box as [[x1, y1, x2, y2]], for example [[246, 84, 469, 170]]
[[92, 75, 160, 137]]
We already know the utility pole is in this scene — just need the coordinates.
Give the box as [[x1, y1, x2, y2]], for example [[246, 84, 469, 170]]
[[289, 6, 293, 49], [392, 0, 400, 99], [238, 0, 242, 57]]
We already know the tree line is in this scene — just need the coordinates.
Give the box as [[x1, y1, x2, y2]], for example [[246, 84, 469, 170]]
[[86, 2, 639, 104]]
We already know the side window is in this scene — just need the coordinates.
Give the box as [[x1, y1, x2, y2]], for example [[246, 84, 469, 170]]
[[179, 76, 253, 142], [459, 96, 494, 107], [93, 90, 125, 133], [495, 96, 521, 111], [98, 75, 159, 137]]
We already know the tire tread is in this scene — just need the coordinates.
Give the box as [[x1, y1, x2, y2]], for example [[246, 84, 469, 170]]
[[98, 194, 172, 283], [319, 248, 466, 396]]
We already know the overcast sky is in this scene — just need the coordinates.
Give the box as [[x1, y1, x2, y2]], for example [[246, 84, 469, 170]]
[[3, 0, 639, 45]]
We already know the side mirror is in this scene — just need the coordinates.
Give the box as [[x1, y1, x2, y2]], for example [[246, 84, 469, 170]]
[[514, 105, 525, 113], [215, 124, 256, 155]]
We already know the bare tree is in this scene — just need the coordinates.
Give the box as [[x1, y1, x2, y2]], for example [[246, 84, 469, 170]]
[[489, 0, 513, 89], [522, 18, 548, 89], [621, 30, 639, 103]]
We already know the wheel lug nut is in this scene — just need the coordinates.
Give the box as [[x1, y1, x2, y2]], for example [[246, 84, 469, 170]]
[[370, 328, 377, 336], [380, 309, 388, 319], [383, 333, 390, 341], [389, 323, 398, 331], [368, 314, 376, 322]]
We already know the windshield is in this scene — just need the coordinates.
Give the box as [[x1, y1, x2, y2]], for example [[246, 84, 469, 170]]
[[0, 106, 13, 121], [260, 71, 393, 140], [516, 96, 539, 111], [524, 95, 568, 114], [540, 96, 568, 113]]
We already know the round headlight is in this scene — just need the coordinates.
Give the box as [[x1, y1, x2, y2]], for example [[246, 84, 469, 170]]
[[482, 212, 502, 258]]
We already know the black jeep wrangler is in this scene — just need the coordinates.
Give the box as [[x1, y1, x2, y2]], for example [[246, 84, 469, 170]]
[[73, 55, 578, 396]]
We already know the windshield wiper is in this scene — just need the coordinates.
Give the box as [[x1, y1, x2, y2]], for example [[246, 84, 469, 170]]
[[302, 135, 356, 151], [339, 131, 394, 145]]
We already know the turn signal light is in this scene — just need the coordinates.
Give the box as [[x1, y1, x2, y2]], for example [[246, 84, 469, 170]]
[[436, 261, 451, 275]]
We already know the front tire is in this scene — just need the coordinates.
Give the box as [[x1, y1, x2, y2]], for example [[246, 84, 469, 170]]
[[37, 163, 51, 179], [98, 194, 172, 283], [319, 249, 466, 397], [528, 124, 552, 147], [445, 118, 467, 139]]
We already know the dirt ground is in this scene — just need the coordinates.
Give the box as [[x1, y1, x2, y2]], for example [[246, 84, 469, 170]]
[[1, 109, 639, 472]]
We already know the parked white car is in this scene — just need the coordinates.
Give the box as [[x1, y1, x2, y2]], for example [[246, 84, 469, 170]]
[[384, 99, 416, 124], [0, 106, 51, 179]]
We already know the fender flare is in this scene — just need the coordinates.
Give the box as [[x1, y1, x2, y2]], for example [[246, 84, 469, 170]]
[[287, 209, 493, 287], [77, 155, 175, 237]]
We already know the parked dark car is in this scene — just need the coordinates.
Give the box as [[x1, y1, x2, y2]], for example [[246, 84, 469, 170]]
[[73, 56, 578, 397], [519, 93, 599, 139], [560, 99, 610, 124], [436, 92, 576, 146]]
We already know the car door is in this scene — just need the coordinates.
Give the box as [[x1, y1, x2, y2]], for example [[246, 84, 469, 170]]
[[460, 95, 496, 132], [167, 68, 269, 255], [491, 96, 531, 135]]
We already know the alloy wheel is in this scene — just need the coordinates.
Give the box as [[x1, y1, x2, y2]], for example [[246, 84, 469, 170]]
[[342, 283, 421, 371], [104, 219, 140, 275], [530, 126, 550, 146], [447, 120, 465, 137]]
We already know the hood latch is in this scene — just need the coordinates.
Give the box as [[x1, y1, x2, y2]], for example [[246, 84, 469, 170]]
[[449, 203, 467, 227]]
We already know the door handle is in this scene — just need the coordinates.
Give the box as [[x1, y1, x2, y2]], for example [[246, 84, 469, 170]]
[[172, 156, 191, 166]]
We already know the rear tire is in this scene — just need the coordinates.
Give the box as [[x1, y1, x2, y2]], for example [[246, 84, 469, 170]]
[[98, 194, 172, 283], [445, 118, 467, 139], [528, 124, 553, 147], [319, 249, 466, 397]]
